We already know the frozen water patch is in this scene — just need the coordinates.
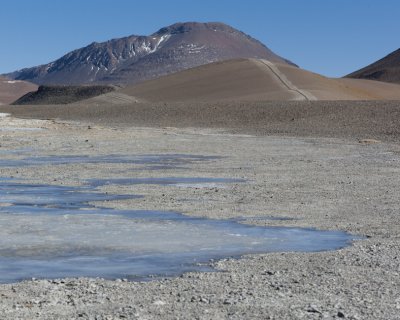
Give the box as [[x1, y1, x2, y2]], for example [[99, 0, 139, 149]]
[[174, 183, 228, 189], [0, 154, 222, 168], [0, 147, 36, 155], [0, 127, 43, 132], [88, 177, 245, 188], [0, 177, 355, 283], [0, 180, 140, 209], [0, 151, 357, 283], [0, 207, 355, 283], [0, 113, 44, 131]]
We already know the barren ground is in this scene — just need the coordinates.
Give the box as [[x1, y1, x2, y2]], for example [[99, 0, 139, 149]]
[[0, 101, 399, 319]]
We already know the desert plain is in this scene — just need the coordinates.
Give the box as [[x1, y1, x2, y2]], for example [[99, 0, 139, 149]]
[[0, 98, 399, 319]]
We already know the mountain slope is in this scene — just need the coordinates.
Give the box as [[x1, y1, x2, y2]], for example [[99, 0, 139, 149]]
[[346, 48, 400, 83], [116, 58, 400, 102], [0, 76, 38, 105], [5, 22, 296, 85]]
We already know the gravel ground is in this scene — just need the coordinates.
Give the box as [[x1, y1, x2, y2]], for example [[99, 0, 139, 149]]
[[0, 112, 399, 319], [2, 100, 400, 142]]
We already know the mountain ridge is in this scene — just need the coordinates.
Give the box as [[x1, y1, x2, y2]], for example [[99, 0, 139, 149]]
[[5, 22, 296, 85], [346, 48, 400, 83]]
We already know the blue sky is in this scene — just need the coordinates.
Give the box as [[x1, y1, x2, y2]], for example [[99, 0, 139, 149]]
[[0, 0, 398, 77]]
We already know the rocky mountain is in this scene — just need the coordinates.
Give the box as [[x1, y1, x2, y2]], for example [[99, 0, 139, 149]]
[[4, 22, 296, 85], [346, 48, 400, 83]]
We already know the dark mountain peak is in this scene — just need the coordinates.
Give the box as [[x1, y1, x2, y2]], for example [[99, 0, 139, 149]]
[[346, 48, 400, 83], [4, 22, 296, 85], [154, 21, 234, 35], [389, 48, 400, 54], [380, 48, 400, 61]]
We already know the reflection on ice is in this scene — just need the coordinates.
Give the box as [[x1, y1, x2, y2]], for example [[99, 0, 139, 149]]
[[0, 209, 354, 283], [0, 150, 355, 283], [0, 177, 355, 283]]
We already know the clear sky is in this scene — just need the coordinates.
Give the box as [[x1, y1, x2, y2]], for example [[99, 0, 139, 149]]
[[0, 0, 398, 77]]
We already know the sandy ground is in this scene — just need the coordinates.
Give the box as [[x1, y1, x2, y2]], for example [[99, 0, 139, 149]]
[[0, 77, 38, 105], [119, 59, 400, 102], [0, 110, 400, 319]]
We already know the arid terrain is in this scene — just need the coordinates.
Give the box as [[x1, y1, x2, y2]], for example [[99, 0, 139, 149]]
[[1, 2, 400, 315], [1, 20, 400, 320], [0, 97, 400, 319], [8, 58, 400, 107], [120, 58, 400, 101], [3, 100, 400, 143], [0, 76, 37, 105]]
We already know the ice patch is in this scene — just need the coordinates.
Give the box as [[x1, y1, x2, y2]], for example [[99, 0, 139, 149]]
[[175, 183, 227, 189], [88, 177, 244, 188], [0, 127, 43, 132], [0, 155, 356, 282], [0, 205, 355, 282]]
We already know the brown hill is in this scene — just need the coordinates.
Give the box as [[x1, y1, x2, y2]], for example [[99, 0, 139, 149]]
[[118, 58, 400, 102], [4, 22, 295, 85], [12, 59, 400, 106], [346, 48, 400, 83], [0, 76, 37, 105]]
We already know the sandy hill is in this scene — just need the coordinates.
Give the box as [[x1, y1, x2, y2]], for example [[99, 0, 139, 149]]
[[117, 58, 400, 102], [0, 76, 37, 105], [12, 59, 400, 106], [4, 22, 295, 86], [346, 48, 400, 84]]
